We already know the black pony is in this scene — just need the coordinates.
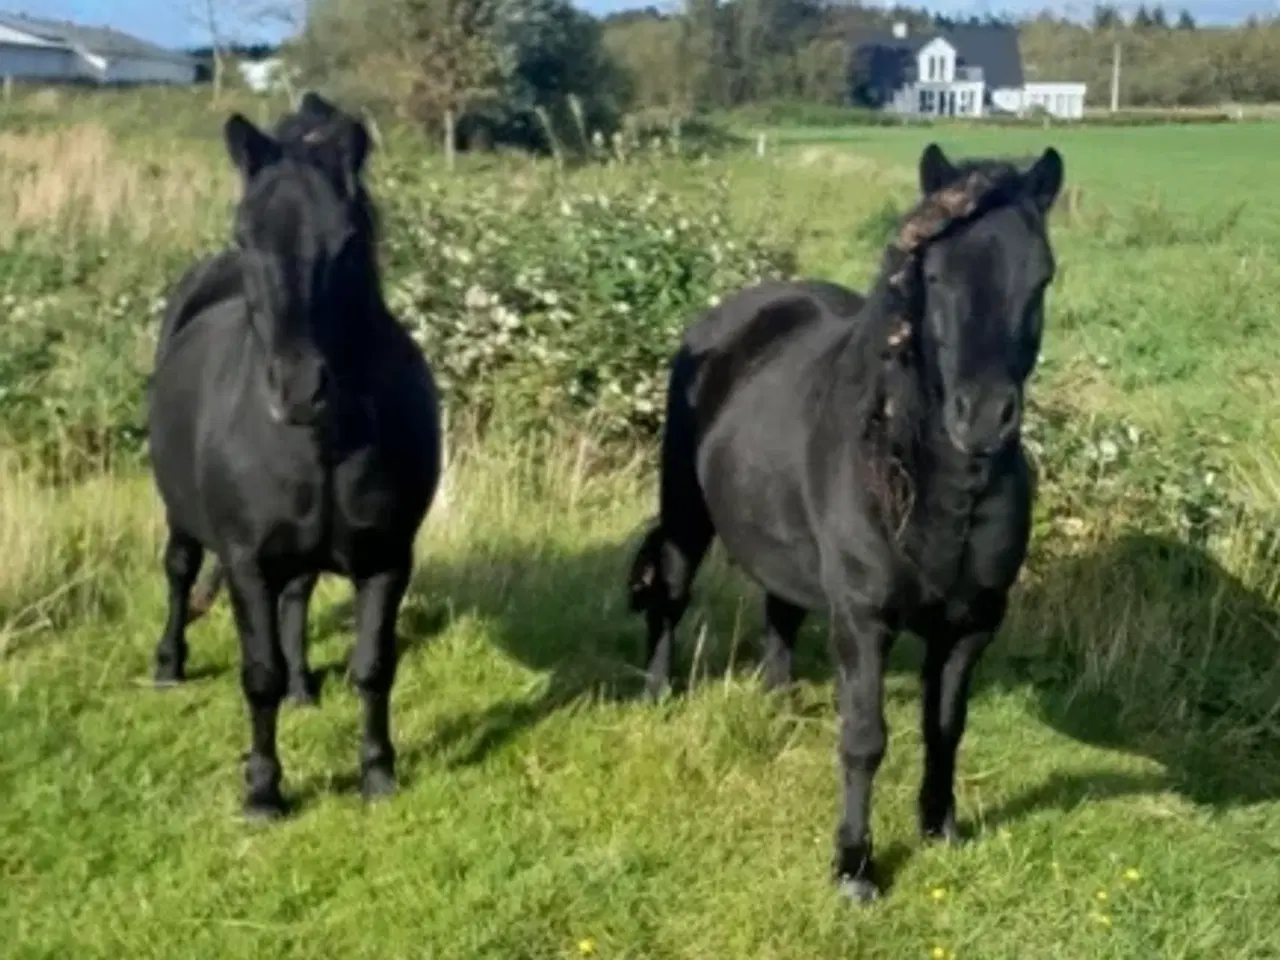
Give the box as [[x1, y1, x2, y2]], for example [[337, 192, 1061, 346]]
[[175, 93, 367, 706], [627, 143, 1064, 901], [148, 95, 441, 817]]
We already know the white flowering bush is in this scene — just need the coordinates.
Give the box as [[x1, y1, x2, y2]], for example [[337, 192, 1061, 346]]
[[380, 175, 795, 440]]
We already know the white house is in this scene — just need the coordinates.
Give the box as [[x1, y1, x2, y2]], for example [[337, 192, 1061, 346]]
[[238, 56, 298, 94], [0, 13, 196, 85], [850, 22, 1087, 121]]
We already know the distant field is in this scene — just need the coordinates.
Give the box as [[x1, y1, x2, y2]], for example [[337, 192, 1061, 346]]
[[761, 122, 1280, 233], [1, 93, 1278, 958]]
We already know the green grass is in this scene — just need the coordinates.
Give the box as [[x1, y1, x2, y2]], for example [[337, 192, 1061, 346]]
[[3, 446, 1278, 959], [2, 100, 1280, 958]]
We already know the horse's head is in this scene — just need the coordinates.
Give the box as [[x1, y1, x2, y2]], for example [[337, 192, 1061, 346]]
[[223, 105, 376, 426], [887, 142, 1064, 458]]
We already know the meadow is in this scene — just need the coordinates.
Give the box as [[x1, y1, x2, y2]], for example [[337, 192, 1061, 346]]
[[1, 89, 1279, 959]]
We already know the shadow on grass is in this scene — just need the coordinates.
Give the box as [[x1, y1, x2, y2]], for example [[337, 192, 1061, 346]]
[[188, 524, 1280, 852], [988, 532, 1280, 809]]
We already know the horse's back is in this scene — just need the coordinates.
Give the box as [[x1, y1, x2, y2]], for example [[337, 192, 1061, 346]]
[[156, 250, 244, 365], [670, 280, 866, 609], [677, 279, 863, 436]]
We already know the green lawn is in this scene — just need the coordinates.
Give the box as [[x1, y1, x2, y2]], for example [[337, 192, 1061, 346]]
[[3, 118, 1280, 958]]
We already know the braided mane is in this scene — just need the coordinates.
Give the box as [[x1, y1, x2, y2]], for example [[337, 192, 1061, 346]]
[[851, 161, 1027, 534]]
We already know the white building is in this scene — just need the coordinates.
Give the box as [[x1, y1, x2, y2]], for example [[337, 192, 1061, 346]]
[[849, 22, 1087, 121], [0, 13, 196, 85], [238, 57, 296, 94]]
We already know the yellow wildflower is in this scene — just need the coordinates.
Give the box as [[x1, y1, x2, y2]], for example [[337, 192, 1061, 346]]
[[578, 938, 596, 956]]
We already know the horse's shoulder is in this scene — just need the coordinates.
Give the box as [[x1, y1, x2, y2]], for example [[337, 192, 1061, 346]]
[[160, 250, 246, 349]]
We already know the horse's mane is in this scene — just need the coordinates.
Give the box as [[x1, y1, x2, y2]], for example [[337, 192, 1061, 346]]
[[270, 102, 381, 247], [846, 159, 1029, 532]]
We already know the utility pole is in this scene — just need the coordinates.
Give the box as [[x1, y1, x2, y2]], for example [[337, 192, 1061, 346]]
[[1109, 37, 1121, 112]]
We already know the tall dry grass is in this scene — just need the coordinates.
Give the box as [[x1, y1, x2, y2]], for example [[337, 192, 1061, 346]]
[[0, 123, 233, 249], [0, 459, 163, 657]]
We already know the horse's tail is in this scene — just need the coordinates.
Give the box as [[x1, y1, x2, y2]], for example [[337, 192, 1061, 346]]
[[185, 560, 226, 624], [627, 520, 666, 613]]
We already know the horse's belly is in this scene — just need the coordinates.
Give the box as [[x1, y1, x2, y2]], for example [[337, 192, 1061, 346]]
[[704, 499, 825, 611]]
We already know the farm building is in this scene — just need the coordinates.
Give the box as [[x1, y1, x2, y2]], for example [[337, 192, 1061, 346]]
[[0, 12, 196, 85], [849, 22, 1087, 120]]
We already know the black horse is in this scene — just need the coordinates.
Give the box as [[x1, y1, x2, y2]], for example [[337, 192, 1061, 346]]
[[627, 143, 1064, 902], [147, 97, 441, 817], [175, 94, 365, 706]]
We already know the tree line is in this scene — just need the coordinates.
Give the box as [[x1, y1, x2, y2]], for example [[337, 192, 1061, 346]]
[[219, 0, 1280, 152]]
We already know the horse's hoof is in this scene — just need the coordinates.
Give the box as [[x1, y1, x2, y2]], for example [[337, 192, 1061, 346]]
[[153, 665, 186, 688], [836, 875, 882, 904], [643, 676, 671, 703], [242, 793, 287, 822], [286, 681, 319, 707], [920, 809, 966, 846], [361, 767, 396, 802]]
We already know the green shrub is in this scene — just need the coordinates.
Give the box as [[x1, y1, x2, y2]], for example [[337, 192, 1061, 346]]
[[382, 175, 795, 441], [0, 169, 795, 471]]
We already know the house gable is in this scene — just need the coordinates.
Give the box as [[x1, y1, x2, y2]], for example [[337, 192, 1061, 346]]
[[848, 23, 1025, 92], [916, 36, 956, 83]]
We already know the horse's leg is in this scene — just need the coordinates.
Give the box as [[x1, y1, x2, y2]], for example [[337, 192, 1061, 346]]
[[831, 605, 894, 903], [279, 570, 320, 706], [225, 559, 288, 819], [348, 552, 411, 801], [185, 560, 224, 624], [632, 508, 713, 702], [761, 594, 806, 692], [917, 600, 1002, 844], [154, 528, 204, 686]]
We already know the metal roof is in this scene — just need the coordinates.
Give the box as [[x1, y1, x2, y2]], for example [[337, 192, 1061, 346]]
[[0, 12, 195, 65]]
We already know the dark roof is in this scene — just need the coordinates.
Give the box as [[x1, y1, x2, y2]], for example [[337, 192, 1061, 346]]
[[0, 12, 194, 65], [849, 24, 1024, 89]]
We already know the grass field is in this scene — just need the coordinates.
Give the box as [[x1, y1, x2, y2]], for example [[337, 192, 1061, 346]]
[[2, 93, 1279, 959]]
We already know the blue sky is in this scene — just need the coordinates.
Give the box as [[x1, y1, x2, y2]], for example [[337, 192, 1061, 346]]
[[14, 0, 1280, 50]]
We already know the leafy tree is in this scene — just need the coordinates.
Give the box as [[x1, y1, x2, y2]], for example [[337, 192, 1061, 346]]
[[1092, 4, 1123, 30]]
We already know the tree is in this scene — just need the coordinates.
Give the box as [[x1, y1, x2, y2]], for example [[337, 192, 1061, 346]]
[[1091, 4, 1122, 30], [188, 0, 229, 101], [184, 0, 310, 101], [405, 0, 502, 168], [1175, 8, 1196, 29]]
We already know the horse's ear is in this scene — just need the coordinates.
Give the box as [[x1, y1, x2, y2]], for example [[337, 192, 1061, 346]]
[[299, 91, 340, 121], [918, 142, 957, 195], [336, 116, 372, 181], [224, 113, 280, 180], [1023, 146, 1064, 214]]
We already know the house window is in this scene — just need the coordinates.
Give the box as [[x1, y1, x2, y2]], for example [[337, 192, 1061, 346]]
[[918, 89, 935, 114], [1056, 93, 1066, 115]]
